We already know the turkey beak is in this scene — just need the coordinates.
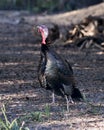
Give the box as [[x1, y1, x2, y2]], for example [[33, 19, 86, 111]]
[[37, 26, 41, 33]]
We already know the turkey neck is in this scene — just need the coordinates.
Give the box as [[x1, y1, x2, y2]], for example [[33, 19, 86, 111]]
[[41, 44, 49, 54]]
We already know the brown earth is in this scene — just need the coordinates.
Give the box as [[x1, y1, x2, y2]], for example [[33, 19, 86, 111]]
[[0, 3, 104, 130]]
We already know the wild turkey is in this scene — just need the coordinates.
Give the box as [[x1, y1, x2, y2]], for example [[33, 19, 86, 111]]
[[37, 25, 83, 111]]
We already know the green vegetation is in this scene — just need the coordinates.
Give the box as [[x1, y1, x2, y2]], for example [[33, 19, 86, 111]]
[[0, 105, 30, 130], [18, 104, 51, 123], [0, 0, 71, 13], [0, 104, 51, 130], [0, 0, 102, 13]]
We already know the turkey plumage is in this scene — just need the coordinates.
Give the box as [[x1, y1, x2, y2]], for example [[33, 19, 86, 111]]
[[37, 25, 83, 111]]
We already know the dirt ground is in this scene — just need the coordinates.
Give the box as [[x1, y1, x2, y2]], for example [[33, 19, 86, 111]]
[[0, 4, 104, 130]]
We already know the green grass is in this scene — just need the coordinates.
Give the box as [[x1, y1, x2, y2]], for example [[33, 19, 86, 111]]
[[44, 104, 50, 119], [0, 104, 30, 130], [18, 111, 43, 123], [18, 104, 51, 123], [0, 104, 51, 130]]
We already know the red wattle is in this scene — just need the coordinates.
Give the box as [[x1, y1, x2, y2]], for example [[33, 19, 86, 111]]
[[41, 32, 46, 44], [42, 41, 46, 44]]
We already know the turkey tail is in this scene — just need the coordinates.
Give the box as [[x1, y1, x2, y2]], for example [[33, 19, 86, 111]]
[[71, 87, 83, 101]]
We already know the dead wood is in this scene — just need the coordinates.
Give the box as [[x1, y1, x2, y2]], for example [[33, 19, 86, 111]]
[[64, 15, 104, 50]]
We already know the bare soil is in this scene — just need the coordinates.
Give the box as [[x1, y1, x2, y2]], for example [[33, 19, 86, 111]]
[[0, 3, 104, 130]]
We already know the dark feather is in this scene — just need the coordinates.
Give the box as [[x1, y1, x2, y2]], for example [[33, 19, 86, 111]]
[[37, 25, 83, 111], [38, 44, 83, 100]]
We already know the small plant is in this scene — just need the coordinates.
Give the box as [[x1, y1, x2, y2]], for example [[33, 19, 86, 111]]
[[28, 111, 42, 122], [0, 104, 30, 130], [0, 104, 51, 130], [18, 111, 43, 123], [18, 104, 51, 124], [44, 104, 50, 119], [33, 111, 42, 122]]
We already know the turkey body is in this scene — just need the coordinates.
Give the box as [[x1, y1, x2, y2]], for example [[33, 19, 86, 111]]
[[37, 25, 83, 111], [38, 44, 82, 103]]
